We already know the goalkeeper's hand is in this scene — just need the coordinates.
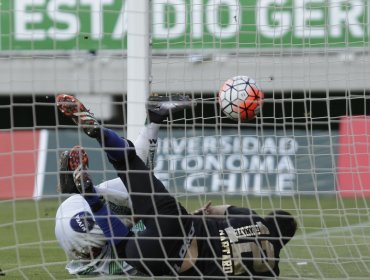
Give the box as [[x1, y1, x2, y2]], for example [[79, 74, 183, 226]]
[[192, 201, 212, 215], [57, 150, 79, 194]]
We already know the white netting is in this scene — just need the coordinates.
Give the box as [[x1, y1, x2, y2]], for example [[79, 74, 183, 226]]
[[0, 0, 370, 279]]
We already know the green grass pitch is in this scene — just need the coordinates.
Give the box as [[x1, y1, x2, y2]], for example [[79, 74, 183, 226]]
[[1, 196, 370, 279]]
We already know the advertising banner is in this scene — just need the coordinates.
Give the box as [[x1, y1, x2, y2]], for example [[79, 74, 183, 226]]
[[0, 128, 340, 198], [154, 128, 336, 195], [0, 0, 367, 51]]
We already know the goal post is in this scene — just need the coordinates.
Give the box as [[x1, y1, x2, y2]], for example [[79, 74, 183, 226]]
[[126, 0, 151, 141]]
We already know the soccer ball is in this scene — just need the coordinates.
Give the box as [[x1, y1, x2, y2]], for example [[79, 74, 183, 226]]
[[218, 76, 264, 122]]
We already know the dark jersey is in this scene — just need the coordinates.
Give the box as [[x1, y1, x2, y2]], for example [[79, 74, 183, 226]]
[[181, 207, 283, 279], [108, 141, 284, 278]]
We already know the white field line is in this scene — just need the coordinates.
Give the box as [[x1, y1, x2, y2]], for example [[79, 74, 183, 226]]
[[293, 220, 370, 240]]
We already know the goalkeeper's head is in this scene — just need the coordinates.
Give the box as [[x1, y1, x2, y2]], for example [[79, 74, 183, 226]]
[[264, 210, 298, 246], [55, 194, 106, 260]]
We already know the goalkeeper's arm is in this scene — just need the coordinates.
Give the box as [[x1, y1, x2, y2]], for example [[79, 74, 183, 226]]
[[193, 202, 256, 216]]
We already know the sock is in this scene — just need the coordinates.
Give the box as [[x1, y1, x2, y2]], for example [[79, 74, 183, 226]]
[[134, 122, 160, 167], [97, 128, 130, 162]]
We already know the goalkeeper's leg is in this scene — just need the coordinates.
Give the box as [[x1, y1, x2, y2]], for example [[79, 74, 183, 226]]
[[56, 93, 196, 214], [133, 122, 160, 169], [56, 93, 196, 169], [143, 94, 197, 169], [56, 94, 197, 275]]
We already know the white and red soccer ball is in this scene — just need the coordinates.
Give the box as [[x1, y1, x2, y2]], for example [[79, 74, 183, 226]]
[[218, 76, 264, 122]]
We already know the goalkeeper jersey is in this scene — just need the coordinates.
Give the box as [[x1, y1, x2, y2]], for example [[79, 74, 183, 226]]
[[181, 207, 282, 278]]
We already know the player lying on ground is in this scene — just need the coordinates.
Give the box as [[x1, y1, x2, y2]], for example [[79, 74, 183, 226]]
[[55, 94, 192, 275], [55, 192, 145, 275], [57, 94, 298, 278]]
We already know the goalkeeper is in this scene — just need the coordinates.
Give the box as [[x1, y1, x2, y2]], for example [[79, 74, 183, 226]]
[[55, 94, 192, 275], [56, 94, 297, 278]]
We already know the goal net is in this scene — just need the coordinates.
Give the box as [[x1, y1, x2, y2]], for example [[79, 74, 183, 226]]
[[0, 0, 370, 279]]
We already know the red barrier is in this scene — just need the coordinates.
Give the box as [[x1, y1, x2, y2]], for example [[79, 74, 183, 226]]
[[0, 131, 40, 199], [337, 116, 370, 197]]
